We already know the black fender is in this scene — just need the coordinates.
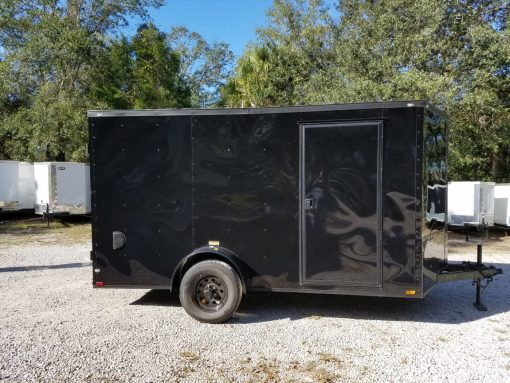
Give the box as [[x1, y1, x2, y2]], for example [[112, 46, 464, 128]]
[[170, 245, 249, 294]]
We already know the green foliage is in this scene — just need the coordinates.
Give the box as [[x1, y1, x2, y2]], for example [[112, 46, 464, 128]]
[[0, 0, 232, 162], [222, 0, 333, 107], [1, 85, 95, 162], [92, 24, 190, 110], [89, 36, 133, 110], [168, 26, 234, 107], [221, 45, 274, 107], [131, 24, 185, 108], [0, 0, 167, 161], [224, 0, 510, 181]]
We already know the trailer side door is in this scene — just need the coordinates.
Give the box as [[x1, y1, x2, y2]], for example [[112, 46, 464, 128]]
[[300, 121, 383, 287]]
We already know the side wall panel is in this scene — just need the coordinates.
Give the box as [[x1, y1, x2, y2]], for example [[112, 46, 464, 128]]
[[90, 116, 192, 286], [192, 113, 300, 288], [381, 108, 420, 294]]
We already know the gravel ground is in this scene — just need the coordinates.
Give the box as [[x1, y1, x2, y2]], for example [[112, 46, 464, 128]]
[[0, 226, 509, 382]]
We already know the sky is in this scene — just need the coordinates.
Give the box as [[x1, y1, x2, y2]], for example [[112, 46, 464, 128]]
[[133, 0, 274, 58]]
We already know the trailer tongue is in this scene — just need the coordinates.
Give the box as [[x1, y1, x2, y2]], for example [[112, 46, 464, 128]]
[[426, 260, 501, 285], [425, 256, 502, 312], [424, 223, 503, 311]]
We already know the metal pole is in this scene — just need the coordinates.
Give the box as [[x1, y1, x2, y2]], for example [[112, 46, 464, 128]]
[[473, 218, 487, 311]]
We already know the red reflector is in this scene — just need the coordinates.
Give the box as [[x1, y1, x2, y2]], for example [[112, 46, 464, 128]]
[[95, 281, 104, 287]]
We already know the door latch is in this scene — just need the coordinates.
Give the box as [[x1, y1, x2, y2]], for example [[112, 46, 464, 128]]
[[304, 198, 316, 210]]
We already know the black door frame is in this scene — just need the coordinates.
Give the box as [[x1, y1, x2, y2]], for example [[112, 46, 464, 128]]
[[298, 121, 384, 287]]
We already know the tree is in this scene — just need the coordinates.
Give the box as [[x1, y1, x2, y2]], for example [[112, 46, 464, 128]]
[[88, 36, 134, 110], [91, 24, 192, 109], [1, 1, 235, 162], [131, 23, 188, 108], [221, 45, 273, 107], [223, 0, 334, 107], [168, 26, 234, 107], [0, 0, 168, 161]]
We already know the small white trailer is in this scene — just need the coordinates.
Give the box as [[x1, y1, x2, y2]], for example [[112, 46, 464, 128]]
[[494, 184, 510, 226], [0, 160, 35, 211], [448, 181, 495, 226], [34, 162, 91, 215]]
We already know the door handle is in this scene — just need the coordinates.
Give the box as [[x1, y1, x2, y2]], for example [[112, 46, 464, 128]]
[[304, 198, 315, 210]]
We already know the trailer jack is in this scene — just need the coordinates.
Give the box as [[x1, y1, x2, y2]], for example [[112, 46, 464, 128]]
[[423, 221, 502, 311], [22, 203, 53, 227], [466, 219, 501, 312], [472, 243, 497, 311]]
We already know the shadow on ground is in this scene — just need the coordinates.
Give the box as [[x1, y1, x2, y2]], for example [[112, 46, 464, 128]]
[[131, 262, 508, 325], [0, 262, 91, 273]]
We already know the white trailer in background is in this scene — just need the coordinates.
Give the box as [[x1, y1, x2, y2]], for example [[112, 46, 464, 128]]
[[448, 181, 495, 227], [34, 162, 91, 215], [494, 184, 510, 226], [0, 160, 35, 211]]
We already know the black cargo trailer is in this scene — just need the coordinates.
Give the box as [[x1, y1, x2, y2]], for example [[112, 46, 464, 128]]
[[88, 101, 502, 323]]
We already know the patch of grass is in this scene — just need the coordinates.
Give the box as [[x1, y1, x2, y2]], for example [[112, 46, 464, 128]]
[[242, 357, 339, 383], [302, 361, 318, 371], [437, 336, 448, 343], [301, 361, 339, 383], [250, 359, 280, 383], [318, 353, 340, 364], [308, 315, 322, 320], [309, 367, 337, 383], [180, 351, 199, 361], [0, 218, 90, 246], [84, 375, 121, 383], [495, 328, 508, 334]]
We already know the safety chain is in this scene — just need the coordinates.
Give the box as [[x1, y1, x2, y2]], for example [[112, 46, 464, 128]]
[[472, 275, 494, 289]]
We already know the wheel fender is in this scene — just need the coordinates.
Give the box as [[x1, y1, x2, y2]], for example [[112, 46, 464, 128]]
[[171, 245, 248, 294]]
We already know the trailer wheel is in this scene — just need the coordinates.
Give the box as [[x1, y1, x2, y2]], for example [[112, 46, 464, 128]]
[[179, 260, 242, 323]]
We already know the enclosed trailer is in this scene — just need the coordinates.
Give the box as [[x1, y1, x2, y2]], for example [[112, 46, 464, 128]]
[[34, 162, 91, 215], [494, 184, 510, 226], [0, 160, 35, 212], [88, 101, 501, 323], [448, 181, 495, 227]]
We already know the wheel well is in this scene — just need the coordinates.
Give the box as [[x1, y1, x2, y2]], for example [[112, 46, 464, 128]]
[[171, 252, 247, 294]]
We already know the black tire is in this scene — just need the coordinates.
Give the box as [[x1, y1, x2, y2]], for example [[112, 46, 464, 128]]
[[179, 260, 242, 323]]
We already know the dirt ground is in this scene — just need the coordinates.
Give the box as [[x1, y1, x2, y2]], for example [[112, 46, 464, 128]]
[[448, 227, 510, 254], [0, 214, 91, 246]]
